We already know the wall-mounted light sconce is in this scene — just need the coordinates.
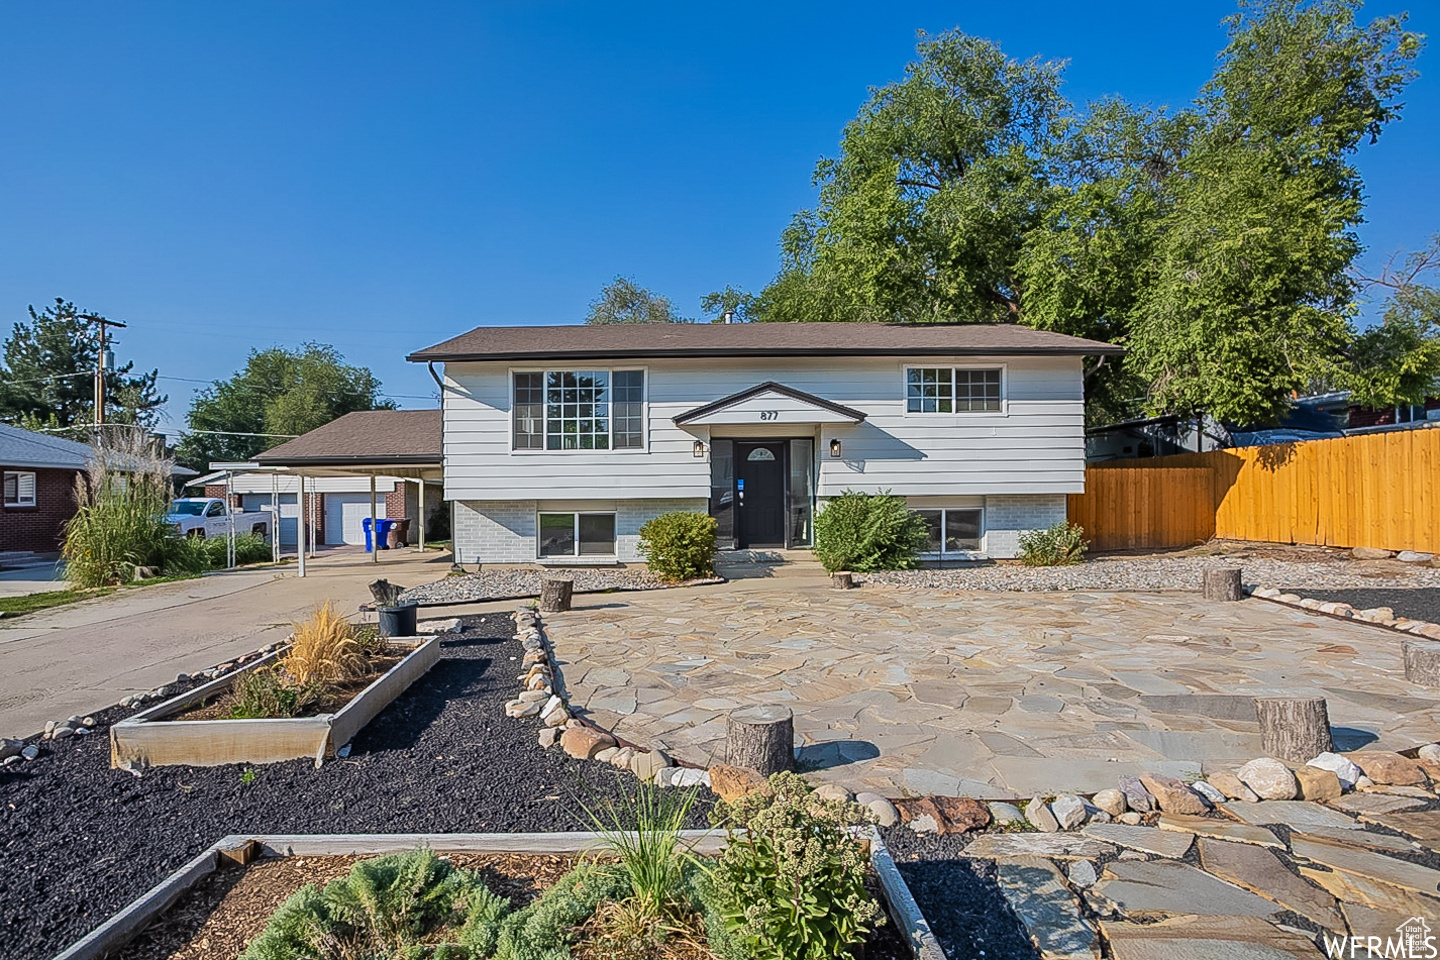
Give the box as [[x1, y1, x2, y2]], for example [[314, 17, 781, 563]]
[[829, 439, 842, 458], [693, 440, 706, 458]]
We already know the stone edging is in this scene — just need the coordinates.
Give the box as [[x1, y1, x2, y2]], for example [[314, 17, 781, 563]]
[[1247, 584, 1440, 639], [503, 607, 703, 787]]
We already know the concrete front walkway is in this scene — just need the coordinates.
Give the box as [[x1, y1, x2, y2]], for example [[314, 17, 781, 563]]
[[0, 548, 451, 739], [547, 571, 1439, 797]]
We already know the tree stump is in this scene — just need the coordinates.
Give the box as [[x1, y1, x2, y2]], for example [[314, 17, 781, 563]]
[[539, 578, 573, 613], [1254, 697, 1333, 762], [726, 705, 794, 776], [1403, 640, 1440, 687], [831, 571, 855, 590], [1203, 567, 1244, 602]]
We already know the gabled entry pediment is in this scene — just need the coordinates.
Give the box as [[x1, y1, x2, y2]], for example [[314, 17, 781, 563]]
[[673, 382, 866, 426]]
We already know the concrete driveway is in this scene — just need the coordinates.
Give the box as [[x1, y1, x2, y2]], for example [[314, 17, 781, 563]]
[[545, 572, 1437, 798], [0, 548, 452, 739]]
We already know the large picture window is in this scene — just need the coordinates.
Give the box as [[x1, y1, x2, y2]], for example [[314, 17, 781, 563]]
[[538, 512, 617, 557], [513, 370, 645, 450], [906, 367, 1002, 413], [3, 471, 36, 508], [915, 508, 982, 554]]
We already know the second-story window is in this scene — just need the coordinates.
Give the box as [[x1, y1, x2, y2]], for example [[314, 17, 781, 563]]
[[906, 367, 1002, 413], [512, 370, 646, 450]]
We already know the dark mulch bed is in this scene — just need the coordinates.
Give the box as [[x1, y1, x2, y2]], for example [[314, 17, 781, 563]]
[[0, 613, 722, 960], [1287, 586, 1440, 625], [880, 827, 1040, 960]]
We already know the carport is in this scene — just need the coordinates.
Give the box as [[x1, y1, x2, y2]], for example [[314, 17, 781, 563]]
[[213, 410, 443, 577]]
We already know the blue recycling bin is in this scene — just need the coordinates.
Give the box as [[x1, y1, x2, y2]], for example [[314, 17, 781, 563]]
[[377, 518, 395, 549], [362, 517, 375, 552]]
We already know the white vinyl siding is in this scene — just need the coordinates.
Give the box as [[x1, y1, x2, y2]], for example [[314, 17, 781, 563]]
[[442, 355, 1085, 501]]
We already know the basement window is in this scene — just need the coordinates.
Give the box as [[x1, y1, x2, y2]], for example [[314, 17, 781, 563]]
[[915, 508, 982, 554], [3, 471, 36, 508], [538, 512, 617, 558]]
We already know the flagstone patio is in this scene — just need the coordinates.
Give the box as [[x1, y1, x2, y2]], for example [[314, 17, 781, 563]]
[[545, 580, 1440, 796]]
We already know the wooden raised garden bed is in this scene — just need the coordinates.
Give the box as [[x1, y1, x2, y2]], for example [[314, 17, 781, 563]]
[[55, 830, 945, 960], [109, 636, 441, 768]]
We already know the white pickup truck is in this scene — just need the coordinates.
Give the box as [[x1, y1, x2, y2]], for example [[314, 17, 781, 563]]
[[166, 498, 271, 540]]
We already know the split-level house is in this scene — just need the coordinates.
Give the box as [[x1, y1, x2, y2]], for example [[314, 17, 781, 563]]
[[407, 323, 1121, 565]]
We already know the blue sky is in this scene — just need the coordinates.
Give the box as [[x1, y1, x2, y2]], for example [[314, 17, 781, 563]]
[[1, 1, 1436, 438]]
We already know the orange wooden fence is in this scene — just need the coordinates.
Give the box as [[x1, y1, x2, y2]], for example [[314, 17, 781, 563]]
[[1069, 427, 1440, 554]]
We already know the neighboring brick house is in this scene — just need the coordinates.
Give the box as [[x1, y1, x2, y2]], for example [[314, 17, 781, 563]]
[[0, 424, 89, 556]]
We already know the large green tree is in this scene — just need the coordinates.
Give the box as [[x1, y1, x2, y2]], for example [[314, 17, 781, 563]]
[[584, 276, 689, 324], [176, 343, 395, 469], [0, 298, 166, 429], [757, 0, 1430, 425]]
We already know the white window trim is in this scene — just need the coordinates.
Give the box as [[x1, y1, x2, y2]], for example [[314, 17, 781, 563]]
[[535, 510, 619, 560], [3, 471, 37, 508], [915, 506, 986, 558], [901, 363, 1008, 417], [509, 367, 650, 454]]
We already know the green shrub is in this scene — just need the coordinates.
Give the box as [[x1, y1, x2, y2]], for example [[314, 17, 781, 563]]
[[197, 532, 272, 568], [240, 848, 509, 960], [812, 491, 928, 572], [638, 511, 717, 582], [709, 771, 882, 960], [1017, 520, 1088, 566], [224, 668, 321, 719]]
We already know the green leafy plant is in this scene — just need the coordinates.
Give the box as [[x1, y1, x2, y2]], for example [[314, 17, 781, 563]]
[[813, 491, 928, 572], [1017, 520, 1088, 566], [240, 848, 509, 960], [638, 512, 717, 582], [224, 668, 321, 719], [709, 771, 882, 960], [197, 532, 272, 568], [240, 768, 256, 785]]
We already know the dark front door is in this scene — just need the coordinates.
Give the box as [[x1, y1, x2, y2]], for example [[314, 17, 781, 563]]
[[736, 441, 786, 547]]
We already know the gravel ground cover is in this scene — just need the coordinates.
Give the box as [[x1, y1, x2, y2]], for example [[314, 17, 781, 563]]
[[1287, 586, 1440, 624], [878, 827, 1039, 960], [0, 614, 717, 960], [401, 569, 724, 605], [862, 554, 1440, 593]]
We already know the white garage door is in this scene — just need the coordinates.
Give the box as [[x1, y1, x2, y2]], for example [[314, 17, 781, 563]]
[[324, 493, 385, 546], [240, 493, 298, 547]]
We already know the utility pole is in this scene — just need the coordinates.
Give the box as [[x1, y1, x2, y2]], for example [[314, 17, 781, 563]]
[[79, 314, 126, 426]]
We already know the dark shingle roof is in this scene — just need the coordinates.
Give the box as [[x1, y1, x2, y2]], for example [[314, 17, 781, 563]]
[[255, 410, 441, 466], [407, 322, 1123, 363]]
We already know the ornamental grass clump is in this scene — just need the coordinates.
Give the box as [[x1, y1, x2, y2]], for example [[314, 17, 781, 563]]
[[709, 771, 882, 960], [282, 602, 365, 687], [62, 431, 184, 587], [1017, 520, 1088, 566], [813, 490, 928, 573]]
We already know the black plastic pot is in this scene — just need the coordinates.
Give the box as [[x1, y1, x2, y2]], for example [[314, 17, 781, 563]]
[[377, 602, 418, 638]]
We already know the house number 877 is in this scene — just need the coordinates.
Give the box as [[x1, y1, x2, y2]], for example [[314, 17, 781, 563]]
[[758, 410, 778, 420]]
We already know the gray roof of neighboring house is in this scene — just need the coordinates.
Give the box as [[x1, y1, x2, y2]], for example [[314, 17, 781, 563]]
[[255, 410, 443, 466], [407, 322, 1125, 363], [0, 423, 92, 470], [0, 423, 198, 476]]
